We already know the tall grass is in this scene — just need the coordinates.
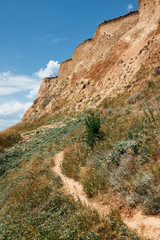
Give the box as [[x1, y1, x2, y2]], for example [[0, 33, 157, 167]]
[[0, 131, 21, 148], [62, 142, 90, 180]]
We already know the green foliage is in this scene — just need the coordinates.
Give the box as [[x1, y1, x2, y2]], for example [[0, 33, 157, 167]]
[[107, 210, 142, 240], [154, 66, 160, 76], [105, 140, 141, 167], [85, 112, 102, 147], [0, 117, 84, 177], [0, 151, 142, 240], [143, 196, 160, 215], [125, 172, 160, 215], [132, 173, 155, 198], [0, 147, 4, 153], [0, 131, 21, 148], [0, 192, 143, 240], [0, 148, 23, 176]]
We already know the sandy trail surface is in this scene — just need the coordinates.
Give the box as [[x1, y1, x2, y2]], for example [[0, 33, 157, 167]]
[[53, 151, 160, 240]]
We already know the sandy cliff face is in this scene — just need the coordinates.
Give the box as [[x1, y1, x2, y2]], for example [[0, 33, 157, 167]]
[[139, 0, 160, 19], [22, 0, 160, 122]]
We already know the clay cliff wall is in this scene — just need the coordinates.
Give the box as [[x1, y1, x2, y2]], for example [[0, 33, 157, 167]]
[[139, 0, 160, 19], [22, 0, 160, 122], [58, 58, 72, 82], [59, 11, 139, 87]]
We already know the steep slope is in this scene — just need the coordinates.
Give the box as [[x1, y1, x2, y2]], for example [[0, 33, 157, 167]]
[[22, 0, 160, 123]]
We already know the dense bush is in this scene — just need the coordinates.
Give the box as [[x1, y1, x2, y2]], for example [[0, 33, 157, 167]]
[[154, 66, 160, 76], [0, 148, 23, 176], [125, 173, 159, 213], [105, 140, 141, 168], [0, 131, 21, 148], [143, 196, 160, 215], [85, 112, 103, 147]]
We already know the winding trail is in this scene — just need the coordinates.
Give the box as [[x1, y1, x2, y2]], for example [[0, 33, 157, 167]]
[[53, 152, 160, 240], [53, 152, 90, 206]]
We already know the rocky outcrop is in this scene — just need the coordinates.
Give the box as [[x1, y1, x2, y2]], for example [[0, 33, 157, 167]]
[[22, 0, 160, 122]]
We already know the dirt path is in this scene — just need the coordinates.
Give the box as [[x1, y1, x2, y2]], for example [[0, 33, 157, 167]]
[[53, 151, 90, 206], [125, 212, 160, 239], [53, 152, 160, 240]]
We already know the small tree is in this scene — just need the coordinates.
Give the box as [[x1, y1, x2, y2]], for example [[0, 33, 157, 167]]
[[85, 112, 102, 147]]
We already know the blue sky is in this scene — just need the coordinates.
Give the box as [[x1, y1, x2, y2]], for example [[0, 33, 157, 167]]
[[0, 0, 138, 131]]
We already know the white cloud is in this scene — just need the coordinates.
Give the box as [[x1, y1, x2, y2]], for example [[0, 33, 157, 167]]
[[0, 101, 32, 117], [127, 3, 133, 11], [0, 60, 60, 130], [0, 71, 40, 96], [34, 60, 60, 79], [0, 60, 60, 97], [0, 101, 33, 130], [0, 118, 20, 131], [26, 86, 40, 99]]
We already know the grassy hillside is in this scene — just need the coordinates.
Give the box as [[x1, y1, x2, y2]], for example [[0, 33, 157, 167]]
[[0, 66, 160, 239], [0, 117, 146, 240]]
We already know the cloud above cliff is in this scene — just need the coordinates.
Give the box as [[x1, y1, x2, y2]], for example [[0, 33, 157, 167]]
[[0, 60, 60, 130], [30, 60, 60, 98], [0, 71, 39, 96], [26, 87, 40, 99], [0, 101, 33, 130], [34, 60, 60, 79], [0, 101, 32, 117], [0, 118, 21, 131], [127, 3, 133, 12], [0, 60, 60, 97]]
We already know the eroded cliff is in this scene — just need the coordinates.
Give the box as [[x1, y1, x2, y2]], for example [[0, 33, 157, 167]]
[[22, 0, 160, 122]]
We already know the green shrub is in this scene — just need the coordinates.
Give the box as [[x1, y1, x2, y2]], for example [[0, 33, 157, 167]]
[[0, 147, 4, 153], [105, 140, 141, 168], [126, 172, 158, 213], [154, 66, 160, 76], [0, 148, 23, 176], [143, 196, 160, 215], [0, 131, 21, 148], [85, 112, 102, 147]]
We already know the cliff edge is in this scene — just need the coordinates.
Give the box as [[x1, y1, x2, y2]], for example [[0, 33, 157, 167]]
[[22, 0, 160, 122]]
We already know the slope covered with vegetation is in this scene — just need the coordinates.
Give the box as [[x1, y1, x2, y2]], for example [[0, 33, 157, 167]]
[[0, 65, 160, 239], [0, 116, 147, 240]]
